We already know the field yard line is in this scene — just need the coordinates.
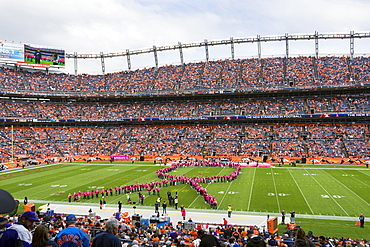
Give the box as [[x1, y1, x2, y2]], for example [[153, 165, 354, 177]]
[[270, 168, 281, 212], [216, 179, 233, 209], [287, 169, 315, 214], [179, 166, 202, 208], [338, 170, 370, 189], [321, 169, 370, 207], [247, 168, 257, 211], [188, 167, 226, 208], [209, 167, 231, 208], [0, 163, 61, 175], [177, 184, 191, 204], [358, 170, 370, 177], [303, 169, 350, 216]]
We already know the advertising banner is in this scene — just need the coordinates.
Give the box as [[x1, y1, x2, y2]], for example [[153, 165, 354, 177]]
[[17, 62, 50, 68], [111, 156, 130, 161], [0, 41, 24, 62]]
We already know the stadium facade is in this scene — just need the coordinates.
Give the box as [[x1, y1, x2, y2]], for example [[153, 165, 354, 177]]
[[0, 32, 369, 165]]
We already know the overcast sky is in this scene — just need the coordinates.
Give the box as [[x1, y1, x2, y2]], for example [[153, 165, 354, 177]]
[[1, 0, 370, 74]]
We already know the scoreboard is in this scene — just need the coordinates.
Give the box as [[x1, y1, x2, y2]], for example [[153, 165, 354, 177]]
[[0, 40, 65, 68]]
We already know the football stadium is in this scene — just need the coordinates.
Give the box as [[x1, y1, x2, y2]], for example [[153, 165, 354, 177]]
[[0, 31, 369, 245]]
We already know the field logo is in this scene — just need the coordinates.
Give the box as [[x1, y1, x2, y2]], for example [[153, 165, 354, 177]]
[[86, 186, 104, 189], [19, 183, 32, 186], [321, 194, 345, 198], [51, 185, 67, 187], [218, 191, 239, 194], [268, 193, 290, 196]]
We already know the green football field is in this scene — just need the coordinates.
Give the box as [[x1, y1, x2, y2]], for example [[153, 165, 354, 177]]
[[1, 161, 369, 239], [0, 162, 370, 238], [1, 161, 369, 218]]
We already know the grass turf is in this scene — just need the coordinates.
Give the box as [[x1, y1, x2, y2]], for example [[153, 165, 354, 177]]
[[1, 161, 369, 239]]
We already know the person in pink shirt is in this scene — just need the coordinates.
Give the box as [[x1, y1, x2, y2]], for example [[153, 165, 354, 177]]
[[180, 205, 186, 220]]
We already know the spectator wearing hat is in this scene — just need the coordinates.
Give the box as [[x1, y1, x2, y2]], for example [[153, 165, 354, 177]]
[[318, 236, 331, 247], [306, 231, 317, 242], [92, 218, 121, 247], [0, 216, 17, 247], [3, 211, 39, 247], [54, 214, 90, 247], [0, 216, 10, 231], [198, 229, 221, 247], [246, 232, 266, 247]]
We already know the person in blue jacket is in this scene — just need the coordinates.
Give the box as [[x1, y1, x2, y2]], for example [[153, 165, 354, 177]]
[[4, 211, 39, 247], [54, 214, 90, 247], [34, 49, 42, 64], [92, 218, 121, 247]]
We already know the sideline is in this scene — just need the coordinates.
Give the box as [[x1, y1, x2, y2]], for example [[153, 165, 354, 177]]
[[31, 202, 269, 228], [0, 162, 168, 175], [25, 200, 359, 222]]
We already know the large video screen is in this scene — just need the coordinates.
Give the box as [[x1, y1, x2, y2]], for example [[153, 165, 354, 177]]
[[0, 41, 66, 68], [24, 44, 65, 67], [0, 41, 24, 62]]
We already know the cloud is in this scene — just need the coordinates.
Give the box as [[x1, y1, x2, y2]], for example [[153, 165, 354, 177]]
[[1, 0, 370, 74]]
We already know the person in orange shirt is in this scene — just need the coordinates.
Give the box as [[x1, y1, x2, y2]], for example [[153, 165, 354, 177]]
[[189, 229, 198, 239]]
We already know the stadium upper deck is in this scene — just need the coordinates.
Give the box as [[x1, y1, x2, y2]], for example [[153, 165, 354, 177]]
[[0, 55, 369, 97], [0, 52, 369, 161]]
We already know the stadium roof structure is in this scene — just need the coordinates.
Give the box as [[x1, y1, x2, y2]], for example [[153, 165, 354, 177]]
[[65, 31, 370, 74]]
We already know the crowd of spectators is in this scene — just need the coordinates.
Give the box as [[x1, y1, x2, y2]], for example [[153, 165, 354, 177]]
[[0, 95, 369, 120], [1, 210, 368, 247], [0, 123, 368, 160], [1, 55, 369, 95], [0, 56, 369, 162]]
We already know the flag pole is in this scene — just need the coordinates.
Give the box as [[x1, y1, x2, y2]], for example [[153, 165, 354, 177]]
[[11, 125, 14, 163]]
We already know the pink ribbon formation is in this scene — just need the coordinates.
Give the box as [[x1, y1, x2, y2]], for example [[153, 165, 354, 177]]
[[72, 161, 241, 209]]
